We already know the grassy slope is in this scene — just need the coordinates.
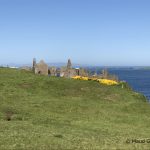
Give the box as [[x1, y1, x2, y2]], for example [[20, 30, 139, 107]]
[[0, 68, 150, 149]]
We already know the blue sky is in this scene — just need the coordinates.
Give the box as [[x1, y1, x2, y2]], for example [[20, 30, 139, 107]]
[[0, 0, 150, 66]]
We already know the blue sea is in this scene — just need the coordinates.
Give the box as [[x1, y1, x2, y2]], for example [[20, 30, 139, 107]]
[[87, 67, 150, 101]]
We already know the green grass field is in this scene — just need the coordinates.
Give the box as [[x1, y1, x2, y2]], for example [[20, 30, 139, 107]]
[[0, 68, 150, 149]]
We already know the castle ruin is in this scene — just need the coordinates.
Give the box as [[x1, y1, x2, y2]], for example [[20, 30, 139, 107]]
[[32, 58, 118, 80], [33, 58, 87, 77], [33, 59, 48, 75]]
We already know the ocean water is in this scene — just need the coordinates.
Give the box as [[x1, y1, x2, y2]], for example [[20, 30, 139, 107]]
[[88, 67, 150, 100], [109, 69, 150, 100]]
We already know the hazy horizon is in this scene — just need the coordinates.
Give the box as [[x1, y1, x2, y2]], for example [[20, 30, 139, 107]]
[[1, 61, 150, 68]]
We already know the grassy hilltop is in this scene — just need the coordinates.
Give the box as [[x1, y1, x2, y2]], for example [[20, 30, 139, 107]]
[[0, 68, 150, 149]]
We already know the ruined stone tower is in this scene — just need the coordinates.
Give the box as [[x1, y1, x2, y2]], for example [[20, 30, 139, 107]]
[[33, 58, 36, 71], [67, 59, 72, 69]]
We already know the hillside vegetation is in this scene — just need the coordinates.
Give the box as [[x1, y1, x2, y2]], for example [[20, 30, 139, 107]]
[[0, 68, 150, 149]]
